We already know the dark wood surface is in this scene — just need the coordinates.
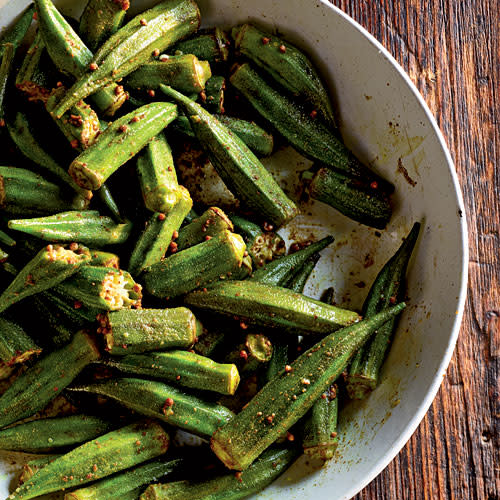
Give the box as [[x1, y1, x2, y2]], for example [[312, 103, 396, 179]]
[[326, 1, 499, 499]]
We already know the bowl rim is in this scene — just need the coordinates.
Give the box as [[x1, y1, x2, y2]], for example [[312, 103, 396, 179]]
[[317, 1, 468, 497]]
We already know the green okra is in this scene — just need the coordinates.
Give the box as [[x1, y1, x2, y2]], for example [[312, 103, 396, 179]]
[[230, 63, 394, 194], [225, 333, 273, 374], [0, 43, 14, 125], [105, 350, 240, 395], [18, 455, 62, 485], [35, 0, 128, 116], [201, 75, 225, 114], [140, 446, 299, 500], [160, 85, 298, 227], [137, 133, 180, 214], [126, 54, 212, 94], [176, 206, 233, 251], [250, 235, 334, 286], [65, 457, 185, 500], [347, 222, 421, 399], [128, 187, 192, 277], [88, 249, 120, 268], [0, 414, 115, 452], [69, 102, 178, 190], [0, 243, 90, 314], [0, 330, 100, 430], [211, 304, 406, 470], [304, 167, 392, 229], [285, 253, 320, 292], [99, 307, 202, 355], [70, 377, 234, 437], [79, 0, 131, 52], [10, 419, 170, 500], [232, 24, 336, 126], [144, 229, 247, 299], [171, 27, 231, 65], [231, 253, 253, 280], [8, 210, 133, 246], [185, 280, 360, 335], [0, 5, 35, 56], [0, 317, 41, 369], [97, 184, 124, 222], [55, 265, 142, 311], [0, 229, 15, 247], [0, 167, 81, 215], [52, 0, 201, 118]]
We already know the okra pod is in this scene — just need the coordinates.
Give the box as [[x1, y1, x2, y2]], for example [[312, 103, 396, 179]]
[[0, 44, 14, 125], [0, 414, 114, 452], [285, 254, 320, 292], [18, 455, 62, 485], [231, 253, 253, 280], [98, 307, 202, 355], [0, 330, 100, 429], [0, 243, 90, 314], [176, 206, 233, 251], [10, 419, 170, 500], [52, 0, 201, 117], [211, 304, 406, 470], [0, 317, 41, 369], [127, 54, 212, 94], [106, 350, 240, 395], [160, 84, 298, 227], [230, 63, 394, 194], [128, 187, 193, 276], [55, 266, 142, 311], [225, 333, 273, 374], [171, 27, 231, 65], [144, 229, 247, 299], [0, 5, 35, 56], [347, 222, 420, 398], [8, 210, 133, 246], [88, 249, 120, 268], [201, 75, 225, 114], [69, 102, 178, 190], [184, 280, 360, 335], [141, 446, 299, 500], [79, 0, 130, 52], [137, 133, 180, 214], [71, 377, 235, 437]]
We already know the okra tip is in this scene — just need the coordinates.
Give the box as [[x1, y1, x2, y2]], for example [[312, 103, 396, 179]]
[[227, 364, 241, 395]]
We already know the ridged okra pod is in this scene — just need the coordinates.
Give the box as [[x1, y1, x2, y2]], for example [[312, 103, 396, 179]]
[[250, 235, 334, 285], [230, 63, 394, 194], [185, 280, 360, 336], [65, 457, 185, 500], [172, 27, 230, 65], [137, 133, 180, 214], [128, 187, 192, 276], [141, 446, 299, 500], [0, 5, 35, 56], [0, 414, 114, 452], [79, 0, 131, 52], [176, 206, 233, 251], [232, 24, 336, 126], [98, 307, 202, 355], [0, 167, 81, 215], [35, 0, 128, 116], [55, 265, 142, 311], [71, 377, 235, 437], [8, 210, 133, 246], [285, 254, 320, 292], [347, 222, 420, 399], [144, 229, 246, 299], [0, 317, 41, 370], [52, 0, 201, 117], [211, 304, 406, 470], [10, 420, 170, 500], [106, 350, 240, 395], [127, 54, 212, 94], [69, 102, 178, 190], [201, 75, 225, 113], [160, 84, 298, 227], [0, 243, 90, 314], [0, 330, 100, 429]]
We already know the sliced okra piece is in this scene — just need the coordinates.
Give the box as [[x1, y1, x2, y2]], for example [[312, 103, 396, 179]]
[[11, 420, 170, 500], [176, 206, 233, 251], [137, 133, 180, 214], [79, 0, 131, 52], [0, 5, 35, 56], [143, 229, 247, 299], [0, 316, 41, 369], [69, 102, 178, 190], [285, 253, 320, 292], [129, 187, 193, 277], [201, 75, 225, 113], [55, 265, 142, 311], [0, 243, 90, 314], [88, 249, 120, 268], [8, 210, 133, 246], [171, 27, 231, 65], [51, 0, 201, 117], [160, 85, 298, 227], [225, 333, 273, 374], [97, 183, 124, 223], [99, 307, 202, 355]]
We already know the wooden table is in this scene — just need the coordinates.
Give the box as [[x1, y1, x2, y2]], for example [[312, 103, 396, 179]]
[[326, 1, 499, 499]]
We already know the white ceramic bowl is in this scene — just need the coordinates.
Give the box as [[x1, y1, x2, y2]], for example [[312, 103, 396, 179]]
[[0, 0, 467, 499]]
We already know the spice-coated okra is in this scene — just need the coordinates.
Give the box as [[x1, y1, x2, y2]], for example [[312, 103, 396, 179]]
[[201, 75, 225, 114], [0, 317, 41, 369]]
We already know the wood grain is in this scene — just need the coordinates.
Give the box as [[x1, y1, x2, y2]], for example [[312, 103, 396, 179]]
[[326, 1, 499, 499]]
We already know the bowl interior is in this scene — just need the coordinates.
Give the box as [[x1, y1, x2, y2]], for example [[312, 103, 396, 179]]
[[0, 1, 467, 499]]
